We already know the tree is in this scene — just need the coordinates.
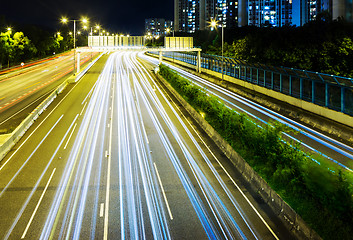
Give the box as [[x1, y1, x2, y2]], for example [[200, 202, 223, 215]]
[[12, 32, 37, 63], [0, 31, 14, 68]]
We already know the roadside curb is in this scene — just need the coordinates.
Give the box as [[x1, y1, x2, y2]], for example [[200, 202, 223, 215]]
[[0, 52, 104, 162], [156, 71, 322, 240]]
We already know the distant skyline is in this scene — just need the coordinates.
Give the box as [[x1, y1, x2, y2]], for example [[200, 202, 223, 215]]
[[1, 0, 174, 35]]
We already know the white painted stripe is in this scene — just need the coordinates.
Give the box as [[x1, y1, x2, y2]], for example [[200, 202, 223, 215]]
[[21, 168, 56, 239], [0, 70, 91, 172], [153, 162, 173, 220], [63, 121, 78, 150], [103, 76, 115, 240], [80, 102, 87, 116], [100, 203, 104, 218]]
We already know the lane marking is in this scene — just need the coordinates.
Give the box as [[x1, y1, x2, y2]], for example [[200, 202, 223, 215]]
[[21, 168, 56, 239], [153, 162, 173, 220], [63, 122, 78, 150], [103, 76, 115, 240], [0, 61, 99, 171], [24, 81, 41, 90], [100, 203, 104, 218], [80, 102, 87, 116]]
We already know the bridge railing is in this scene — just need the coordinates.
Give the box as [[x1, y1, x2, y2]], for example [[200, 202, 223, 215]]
[[152, 51, 353, 117]]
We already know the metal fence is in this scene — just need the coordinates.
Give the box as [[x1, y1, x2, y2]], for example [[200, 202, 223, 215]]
[[154, 51, 353, 117]]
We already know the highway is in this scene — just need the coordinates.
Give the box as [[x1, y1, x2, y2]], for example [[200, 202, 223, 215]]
[[0, 50, 97, 133], [0, 51, 293, 239], [140, 53, 353, 171]]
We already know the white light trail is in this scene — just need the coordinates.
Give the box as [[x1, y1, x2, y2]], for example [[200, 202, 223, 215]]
[[140, 53, 353, 168]]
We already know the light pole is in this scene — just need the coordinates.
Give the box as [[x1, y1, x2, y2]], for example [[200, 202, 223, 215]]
[[211, 19, 224, 81], [61, 17, 88, 75]]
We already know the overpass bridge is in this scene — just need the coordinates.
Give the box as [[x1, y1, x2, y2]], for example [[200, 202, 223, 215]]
[[77, 36, 203, 73]]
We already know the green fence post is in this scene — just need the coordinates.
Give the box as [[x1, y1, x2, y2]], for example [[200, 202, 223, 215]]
[[289, 75, 292, 96], [271, 72, 274, 90], [312, 81, 315, 103], [341, 87, 345, 113], [263, 70, 266, 87], [325, 83, 329, 107]]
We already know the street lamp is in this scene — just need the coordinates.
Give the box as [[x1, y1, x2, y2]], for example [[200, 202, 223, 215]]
[[166, 27, 174, 37], [95, 25, 101, 35], [61, 17, 89, 74], [210, 19, 224, 81]]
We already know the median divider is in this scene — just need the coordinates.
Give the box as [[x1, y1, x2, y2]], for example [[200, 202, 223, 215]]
[[0, 52, 104, 162], [155, 71, 321, 240]]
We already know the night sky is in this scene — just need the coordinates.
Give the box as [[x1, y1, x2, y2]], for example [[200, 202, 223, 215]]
[[1, 0, 174, 35]]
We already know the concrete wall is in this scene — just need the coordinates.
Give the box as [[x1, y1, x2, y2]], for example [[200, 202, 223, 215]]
[[156, 72, 322, 240]]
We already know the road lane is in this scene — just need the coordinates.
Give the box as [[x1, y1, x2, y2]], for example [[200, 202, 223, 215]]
[[0, 50, 293, 239], [0, 50, 98, 133], [0, 53, 110, 239]]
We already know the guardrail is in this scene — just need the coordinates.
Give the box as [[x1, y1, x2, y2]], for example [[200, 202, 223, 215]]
[[151, 51, 353, 117], [0, 52, 104, 162]]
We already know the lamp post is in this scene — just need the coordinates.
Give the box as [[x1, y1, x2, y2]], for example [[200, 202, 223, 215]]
[[61, 17, 88, 75], [211, 19, 224, 81]]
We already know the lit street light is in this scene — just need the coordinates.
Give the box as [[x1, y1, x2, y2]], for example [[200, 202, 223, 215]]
[[61, 17, 89, 75], [210, 19, 224, 81], [166, 27, 174, 37]]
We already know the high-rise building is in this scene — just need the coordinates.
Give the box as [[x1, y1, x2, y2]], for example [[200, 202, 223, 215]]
[[145, 19, 174, 36], [248, 0, 293, 27], [206, 0, 240, 28], [174, 0, 201, 33], [332, 0, 353, 22], [226, 1, 240, 28], [175, 0, 242, 32], [174, 0, 352, 32]]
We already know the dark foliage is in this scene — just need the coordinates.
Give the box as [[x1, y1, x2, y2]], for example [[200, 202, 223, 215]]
[[195, 19, 353, 78]]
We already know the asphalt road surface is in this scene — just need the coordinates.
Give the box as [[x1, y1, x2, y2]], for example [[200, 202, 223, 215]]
[[0, 51, 294, 239], [0, 50, 97, 133]]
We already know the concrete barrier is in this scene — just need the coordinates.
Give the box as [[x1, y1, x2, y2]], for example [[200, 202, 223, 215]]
[[156, 72, 322, 240], [0, 53, 104, 162]]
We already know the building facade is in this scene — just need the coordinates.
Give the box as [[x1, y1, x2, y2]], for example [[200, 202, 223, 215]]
[[145, 18, 174, 36], [174, 0, 353, 32], [174, 0, 200, 33], [248, 0, 293, 27], [174, 0, 241, 33]]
